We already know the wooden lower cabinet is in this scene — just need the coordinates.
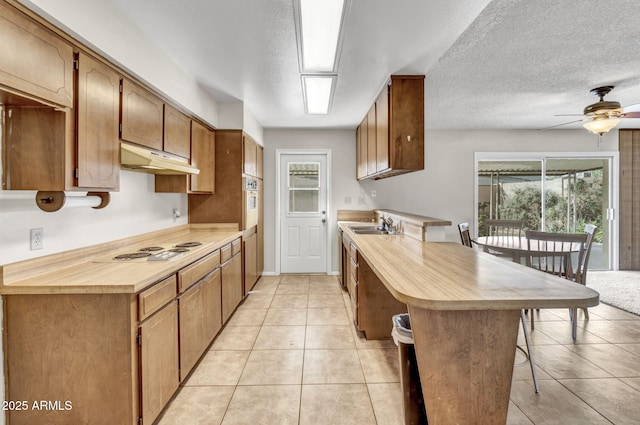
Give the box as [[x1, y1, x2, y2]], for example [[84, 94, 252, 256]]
[[4, 293, 139, 425], [202, 268, 223, 343], [178, 268, 222, 380], [222, 247, 243, 323], [178, 282, 206, 379], [139, 300, 180, 425], [3, 249, 236, 425], [358, 254, 408, 339], [343, 239, 407, 340], [244, 230, 258, 295]]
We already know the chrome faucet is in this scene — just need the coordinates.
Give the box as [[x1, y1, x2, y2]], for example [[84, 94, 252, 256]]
[[381, 215, 394, 232]]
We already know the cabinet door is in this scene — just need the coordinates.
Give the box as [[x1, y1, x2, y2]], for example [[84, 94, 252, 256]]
[[202, 268, 223, 343], [389, 76, 424, 171], [357, 116, 368, 179], [0, 2, 73, 107], [256, 145, 264, 179], [76, 52, 120, 190], [190, 121, 215, 193], [120, 78, 163, 150], [178, 283, 205, 380], [163, 104, 191, 158], [375, 85, 389, 172], [139, 300, 179, 425], [221, 252, 243, 323], [243, 232, 258, 295], [366, 104, 377, 176], [257, 179, 264, 276], [243, 135, 257, 177]]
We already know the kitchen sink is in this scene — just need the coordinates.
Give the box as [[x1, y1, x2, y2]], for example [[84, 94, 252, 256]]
[[349, 226, 388, 235]]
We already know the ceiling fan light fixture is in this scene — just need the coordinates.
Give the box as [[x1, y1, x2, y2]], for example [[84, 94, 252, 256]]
[[583, 116, 620, 135]]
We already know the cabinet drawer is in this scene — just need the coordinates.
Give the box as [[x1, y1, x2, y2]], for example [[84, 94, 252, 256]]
[[232, 238, 241, 256], [349, 273, 358, 303], [349, 242, 358, 260], [139, 275, 177, 321], [350, 257, 358, 282], [220, 243, 232, 263], [178, 250, 220, 293], [350, 288, 359, 327]]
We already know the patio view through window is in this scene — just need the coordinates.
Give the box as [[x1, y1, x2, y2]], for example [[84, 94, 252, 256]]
[[477, 157, 611, 269], [288, 162, 320, 213]]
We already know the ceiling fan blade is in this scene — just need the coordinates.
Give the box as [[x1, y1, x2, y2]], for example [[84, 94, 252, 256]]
[[621, 111, 640, 119], [539, 119, 586, 131], [622, 102, 640, 110]]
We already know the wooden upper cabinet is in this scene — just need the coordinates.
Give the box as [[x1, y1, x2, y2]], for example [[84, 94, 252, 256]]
[[76, 52, 120, 190], [243, 135, 258, 177], [356, 115, 368, 180], [0, 2, 73, 107], [375, 86, 390, 172], [366, 104, 377, 175], [389, 75, 424, 172], [120, 78, 163, 150], [256, 145, 264, 179], [190, 121, 215, 193], [163, 104, 191, 158], [155, 121, 215, 194], [356, 75, 424, 180], [3, 51, 120, 192]]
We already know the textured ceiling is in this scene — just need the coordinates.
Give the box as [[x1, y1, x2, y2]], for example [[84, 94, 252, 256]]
[[19, 0, 640, 131]]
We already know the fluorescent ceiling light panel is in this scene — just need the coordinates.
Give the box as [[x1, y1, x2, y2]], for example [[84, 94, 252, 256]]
[[303, 76, 335, 114], [300, 0, 345, 72]]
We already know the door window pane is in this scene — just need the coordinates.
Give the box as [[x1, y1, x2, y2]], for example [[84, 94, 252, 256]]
[[289, 189, 319, 212], [545, 158, 608, 269], [288, 162, 320, 213], [477, 157, 610, 270], [477, 160, 542, 236]]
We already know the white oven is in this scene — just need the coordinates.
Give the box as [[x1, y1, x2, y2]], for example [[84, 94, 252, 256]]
[[243, 177, 259, 230]]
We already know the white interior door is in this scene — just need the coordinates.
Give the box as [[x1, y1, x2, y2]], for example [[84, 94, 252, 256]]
[[280, 153, 328, 273]]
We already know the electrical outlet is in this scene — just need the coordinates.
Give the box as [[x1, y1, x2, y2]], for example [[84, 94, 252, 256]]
[[30, 228, 43, 250]]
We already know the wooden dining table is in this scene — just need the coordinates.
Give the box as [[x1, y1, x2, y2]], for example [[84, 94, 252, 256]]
[[473, 235, 579, 264]]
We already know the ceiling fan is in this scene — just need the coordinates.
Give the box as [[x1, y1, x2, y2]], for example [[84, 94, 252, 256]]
[[545, 86, 640, 135]]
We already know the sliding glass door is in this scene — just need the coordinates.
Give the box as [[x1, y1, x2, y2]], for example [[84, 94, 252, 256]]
[[476, 153, 617, 270]]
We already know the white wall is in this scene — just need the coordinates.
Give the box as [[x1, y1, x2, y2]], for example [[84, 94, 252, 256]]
[[0, 171, 188, 264], [263, 128, 619, 274], [365, 129, 618, 242], [263, 129, 371, 274]]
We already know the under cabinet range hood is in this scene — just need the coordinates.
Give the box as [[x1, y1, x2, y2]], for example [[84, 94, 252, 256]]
[[120, 143, 200, 175]]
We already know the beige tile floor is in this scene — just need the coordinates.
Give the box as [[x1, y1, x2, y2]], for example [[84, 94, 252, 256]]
[[158, 274, 640, 425]]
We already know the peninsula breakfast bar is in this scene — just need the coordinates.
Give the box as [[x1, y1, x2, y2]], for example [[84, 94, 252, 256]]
[[341, 226, 599, 425]]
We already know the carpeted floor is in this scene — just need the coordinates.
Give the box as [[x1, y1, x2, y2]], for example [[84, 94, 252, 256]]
[[587, 270, 640, 316]]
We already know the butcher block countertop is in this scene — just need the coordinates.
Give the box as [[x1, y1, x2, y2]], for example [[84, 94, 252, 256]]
[[0, 224, 242, 295], [340, 223, 599, 311]]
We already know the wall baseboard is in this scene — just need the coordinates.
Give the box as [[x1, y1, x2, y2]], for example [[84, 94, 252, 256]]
[[260, 271, 340, 276]]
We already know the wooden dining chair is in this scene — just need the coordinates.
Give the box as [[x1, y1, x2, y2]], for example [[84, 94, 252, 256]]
[[573, 224, 598, 320], [457, 222, 473, 247], [484, 219, 525, 258], [525, 230, 588, 340], [485, 219, 524, 238]]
